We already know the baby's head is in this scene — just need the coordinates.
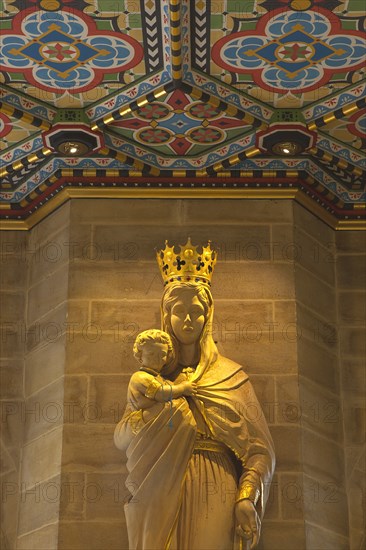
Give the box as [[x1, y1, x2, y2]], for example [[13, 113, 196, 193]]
[[133, 329, 174, 373]]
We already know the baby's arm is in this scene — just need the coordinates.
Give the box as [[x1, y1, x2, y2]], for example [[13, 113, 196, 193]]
[[129, 371, 158, 408], [152, 380, 197, 402], [130, 372, 197, 403]]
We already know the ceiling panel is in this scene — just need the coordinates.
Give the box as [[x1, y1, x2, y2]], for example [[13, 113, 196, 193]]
[[0, 0, 365, 229]]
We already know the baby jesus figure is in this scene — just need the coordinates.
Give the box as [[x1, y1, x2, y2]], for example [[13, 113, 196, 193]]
[[126, 329, 196, 433]]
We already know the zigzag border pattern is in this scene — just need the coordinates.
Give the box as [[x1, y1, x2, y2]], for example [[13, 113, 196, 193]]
[[190, 0, 210, 72], [307, 159, 366, 202], [0, 158, 58, 202], [141, 0, 164, 72]]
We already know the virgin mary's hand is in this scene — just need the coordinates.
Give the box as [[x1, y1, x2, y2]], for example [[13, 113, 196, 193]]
[[235, 500, 261, 549]]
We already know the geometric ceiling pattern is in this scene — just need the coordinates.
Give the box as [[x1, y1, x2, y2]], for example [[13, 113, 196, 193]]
[[0, 0, 365, 229]]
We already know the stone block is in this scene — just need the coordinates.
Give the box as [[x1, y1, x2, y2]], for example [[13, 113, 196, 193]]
[[270, 425, 302, 471], [90, 299, 160, 334], [27, 264, 69, 325], [85, 471, 129, 520], [64, 375, 88, 424], [214, 300, 274, 335], [297, 338, 339, 396], [0, 360, 23, 400], [270, 224, 295, 262], [0, 322, 24, 358], [302, 429, 344, 484], [250, 374, 276, 425], [0, 230, 27, 257], [61, 424, 125, 472], [24, 378, 64, 443], [337, 254, 366, 289], [299, 377, 342, 443], [7, 445, 21, 474], [58, 519, 128, 550], [68, 222, 94, 260], [275, 375, 300, 425], [347, 474, 365, 537], [338, 291, 366, 325], [0, 255, 27, 289], [88, 374, 130, 425], [17, 523, 59, 550], [294, 227, 335, 285], [59, 471, 86, 520], [257, 520, 306, 550], [66, 332, 136, 376], [295, 264, 336, 320], [303, 474, 349, 536], [305, 523, 349, 550], [263, 472, 280, 519], [18, 474, 61, 535], [214, 262, 295, 300], [273, 300, 297, 326], [350, 530, 365, 550], [343, 405, 365, 445], [21, 427, 62, 488], [0, 440, 16, 475], [26, 302, 68, 353], [293, 202, 335, 245], [0, 231, 28, 301], [71, 198, 182, 225], [336, 231, 366, 254], [0, 292, 24, 323], [93, 224, 271, 262], [217, 331, 297, 375], [339, 327, 366, 357], [25, 336, 65, 396], [28, 227, 70, 285], [345, 445, 364, 480], [184, 199, 293, 224], [69, 261, 162, 300], [1, 399, 24, 451], [29, 201, 70, 249], [341, 358, 365, 398], [67, 299, 90, 326], [0, 470, 19, 550], [280, 472, 304, 520], [296, 304, 338, 353]]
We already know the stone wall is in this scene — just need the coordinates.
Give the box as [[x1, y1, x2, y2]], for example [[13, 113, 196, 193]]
[[0, 231, 27, 550], [17, 205, 70, 549], [293, 205, 349, 548], [1, 198, 364, 549], [336, 232, 366, 550]]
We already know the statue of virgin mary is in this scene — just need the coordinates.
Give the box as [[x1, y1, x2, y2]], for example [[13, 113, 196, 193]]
[[114, 239, 275, 550]]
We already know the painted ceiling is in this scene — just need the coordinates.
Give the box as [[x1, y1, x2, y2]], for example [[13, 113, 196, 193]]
[[0, 0, 365, 229]]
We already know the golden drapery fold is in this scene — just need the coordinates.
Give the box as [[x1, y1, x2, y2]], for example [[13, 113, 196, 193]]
[[123, 398, 197, 550], [115, 355, 275, 550]]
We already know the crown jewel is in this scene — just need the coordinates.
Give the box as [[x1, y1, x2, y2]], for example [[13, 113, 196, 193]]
[[156, 238, 217, 287]]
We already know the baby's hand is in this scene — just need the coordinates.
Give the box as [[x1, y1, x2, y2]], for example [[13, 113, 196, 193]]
[[182, 381, 197, 396]]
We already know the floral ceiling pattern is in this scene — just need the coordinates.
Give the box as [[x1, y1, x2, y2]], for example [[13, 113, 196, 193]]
[[0, 0, 365, 229]]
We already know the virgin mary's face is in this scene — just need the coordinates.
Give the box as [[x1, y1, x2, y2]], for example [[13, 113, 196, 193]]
[[170, 291, 205, 345]]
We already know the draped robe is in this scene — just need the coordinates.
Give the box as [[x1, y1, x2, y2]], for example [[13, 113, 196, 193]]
[[114, 355, 275, 550]]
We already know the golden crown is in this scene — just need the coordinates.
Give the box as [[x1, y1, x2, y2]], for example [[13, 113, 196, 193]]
[[156, 238, 217, 287]]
